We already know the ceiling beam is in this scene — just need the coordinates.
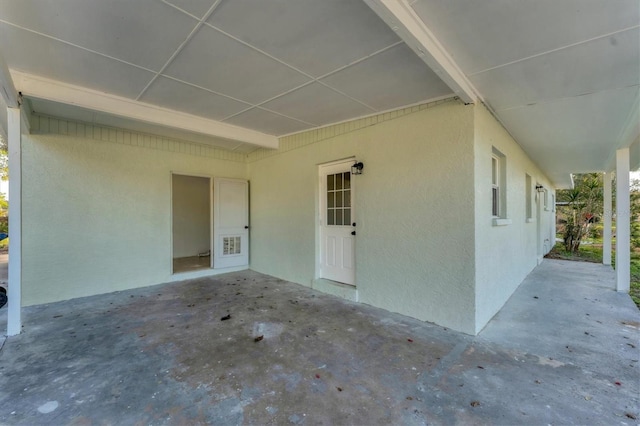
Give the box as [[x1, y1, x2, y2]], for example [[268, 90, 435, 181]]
[[10, 70, 279, 149], [363, 0, 478, 104]]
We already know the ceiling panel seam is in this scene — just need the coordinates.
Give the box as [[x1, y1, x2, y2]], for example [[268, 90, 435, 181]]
[[219, 81, 318, 122], [159, 0, 205, 20], [468, 25, 640, 77], [494, 84, 640, 112], [0, 19, 156, 75], [314, 80, 378, 112], [135, 0, 224, 101], [201, 23, 407, 112], [317, 41, 405, 80], [203, 22, 317, 80], [160, 75, 253, 107], [221, 104, 319, 128], [219, 43, 406, 120]]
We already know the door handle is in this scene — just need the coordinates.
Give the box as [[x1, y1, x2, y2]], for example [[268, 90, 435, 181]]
[[351, 231, 356, 236], [244, 226, 249, 229]]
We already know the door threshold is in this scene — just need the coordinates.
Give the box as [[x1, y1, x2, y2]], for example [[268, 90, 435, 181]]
[[171, 266, 248, 281], [312, 278, 358, 302]]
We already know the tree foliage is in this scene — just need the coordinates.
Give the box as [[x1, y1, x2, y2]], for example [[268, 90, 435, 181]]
[[0, 147, 7, 181], [631, 178, 640, 249], [557, 173, 604, 253]]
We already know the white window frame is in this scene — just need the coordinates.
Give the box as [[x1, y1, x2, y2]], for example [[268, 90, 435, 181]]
[[491, 147, 511, 226], [492, 155, 500, 217], [543, 189, 549, 211], [525, 173, 533, 222]]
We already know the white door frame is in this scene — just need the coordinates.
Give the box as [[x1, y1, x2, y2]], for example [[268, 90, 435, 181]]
[[170, 172, 214, 272], [317, 158, 356, 285], [536, 183, 543, 264]]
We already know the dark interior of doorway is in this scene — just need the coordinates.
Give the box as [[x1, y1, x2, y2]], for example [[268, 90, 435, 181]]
[[172, 174, 211, 274]]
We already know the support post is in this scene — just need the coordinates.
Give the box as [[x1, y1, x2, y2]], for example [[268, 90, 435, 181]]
[[603, 172, 612, 265], [7, 106, 22, 335], [616, 148, 630, 292]]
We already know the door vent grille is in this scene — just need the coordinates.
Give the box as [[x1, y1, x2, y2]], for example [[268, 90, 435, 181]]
[[223, 236, 241, 255]]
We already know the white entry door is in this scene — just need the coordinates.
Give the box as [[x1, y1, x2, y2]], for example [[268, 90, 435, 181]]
[[319, 161, 355, 285], [213, 178, 249, 269]]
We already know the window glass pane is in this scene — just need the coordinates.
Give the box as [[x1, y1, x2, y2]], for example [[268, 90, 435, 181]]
[[492, 157, 498, 185], [343, 172, 350, 189], [335, 209, 343, 226], [344, 208, 351, 225], [344, 189, 350, 207], [327, 192, 334, 208], [336, 173, 343, 190], [327, 209, 334, 225], [327, 175, 334, 191], [492, 187, 499, 216], [336, 190, 343, 207]]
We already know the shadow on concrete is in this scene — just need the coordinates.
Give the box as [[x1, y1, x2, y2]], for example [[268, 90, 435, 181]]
[[0, 259, 637, 424]]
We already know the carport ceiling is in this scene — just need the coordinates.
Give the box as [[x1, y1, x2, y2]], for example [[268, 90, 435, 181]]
[[0, 0, 453, 150], [0, 0, 638, 187]]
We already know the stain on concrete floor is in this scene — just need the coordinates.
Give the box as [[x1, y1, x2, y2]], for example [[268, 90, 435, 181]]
[[0, 261, 638, 425]]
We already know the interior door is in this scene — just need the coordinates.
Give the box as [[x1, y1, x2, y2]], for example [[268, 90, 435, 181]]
[[213, 178, 249, 269], [319, 161, 355, 285]]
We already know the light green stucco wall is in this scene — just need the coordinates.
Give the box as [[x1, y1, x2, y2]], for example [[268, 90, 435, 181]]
[[21, 117, 246, 306], [248, 99, 478, 334], [20, 99, 557, 336], [473, 104, 556, 333]]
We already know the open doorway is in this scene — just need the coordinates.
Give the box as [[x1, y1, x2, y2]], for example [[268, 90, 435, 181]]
[[172, 174, 211, 274]]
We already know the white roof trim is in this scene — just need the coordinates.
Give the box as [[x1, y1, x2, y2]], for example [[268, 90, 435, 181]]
[[10, 70, 279, 149], [363, 0, 479, 105], [0, 50, 19, 108]]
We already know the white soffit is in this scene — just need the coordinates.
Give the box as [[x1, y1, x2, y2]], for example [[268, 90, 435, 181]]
[[12, 71, 278, 149], [410, 0, 640, 187]]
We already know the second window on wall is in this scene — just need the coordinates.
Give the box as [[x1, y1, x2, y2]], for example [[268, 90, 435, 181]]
[[492, 147, 507, 218], [525, 173, 532, 221]]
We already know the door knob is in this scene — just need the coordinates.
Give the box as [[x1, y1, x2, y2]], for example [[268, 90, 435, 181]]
[[351, 231, 356, 236], [244, 226, 249, 229]]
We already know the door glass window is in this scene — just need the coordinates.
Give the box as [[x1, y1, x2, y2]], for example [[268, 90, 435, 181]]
[[327, 172, 351, 226]]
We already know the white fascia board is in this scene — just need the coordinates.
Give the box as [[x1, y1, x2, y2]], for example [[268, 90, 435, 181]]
[[11, 70, 279, 149], [0, 50, 19, 108], [363, 0, 478, 105]]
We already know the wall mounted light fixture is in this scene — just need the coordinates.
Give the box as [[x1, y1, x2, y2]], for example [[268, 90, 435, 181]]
[[351, 161, 364, 175], [535, 184, 544, 193]]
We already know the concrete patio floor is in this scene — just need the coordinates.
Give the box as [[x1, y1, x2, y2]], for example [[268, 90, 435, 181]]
[[0, 259, 638, 425]]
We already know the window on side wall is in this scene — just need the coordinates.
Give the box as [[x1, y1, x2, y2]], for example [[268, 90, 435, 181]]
[[492, 156, 500, 217], [491, 147, 510, 225], [544, 189, 549, 211]]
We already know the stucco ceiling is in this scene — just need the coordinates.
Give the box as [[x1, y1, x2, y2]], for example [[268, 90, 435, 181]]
[[0, 0, 638, 186]]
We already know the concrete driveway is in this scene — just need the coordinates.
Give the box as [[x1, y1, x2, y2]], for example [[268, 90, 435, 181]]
[[0, 259, 638, 425]]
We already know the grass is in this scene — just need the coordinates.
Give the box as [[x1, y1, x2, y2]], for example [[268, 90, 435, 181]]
[[631, 256, 640, 308], [547, 241, 640, 309]]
